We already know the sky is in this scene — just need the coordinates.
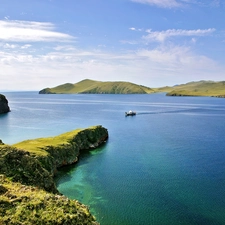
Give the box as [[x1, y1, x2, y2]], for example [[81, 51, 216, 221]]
[[0, 0, 225, 91]]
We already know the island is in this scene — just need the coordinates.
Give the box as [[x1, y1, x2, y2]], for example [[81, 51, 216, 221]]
[[0, 94, 10, 114], [39, 79, 154, 94], [0, 125, 108, 224], [39, 79, 225, 98]]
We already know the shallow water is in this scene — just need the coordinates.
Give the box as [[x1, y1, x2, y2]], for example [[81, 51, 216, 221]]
[[1, 92, 225, 224]]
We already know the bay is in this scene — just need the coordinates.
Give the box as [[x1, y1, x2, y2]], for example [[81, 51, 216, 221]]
[[1, 92, 225, 224]]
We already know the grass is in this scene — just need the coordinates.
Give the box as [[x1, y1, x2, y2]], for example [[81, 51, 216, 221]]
[[13, 129, 82, 156], [0, 175, 99, 224]]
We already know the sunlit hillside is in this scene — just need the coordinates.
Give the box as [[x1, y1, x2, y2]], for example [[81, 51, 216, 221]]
[[39, 79, 154, 94], [165, 81, 225, 97]]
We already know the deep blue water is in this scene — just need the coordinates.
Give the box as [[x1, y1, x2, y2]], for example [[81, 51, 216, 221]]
[[1, 92, 225, 225]]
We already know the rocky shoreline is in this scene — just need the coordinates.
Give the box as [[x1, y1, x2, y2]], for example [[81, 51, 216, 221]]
[[0, 125, 108, 224]]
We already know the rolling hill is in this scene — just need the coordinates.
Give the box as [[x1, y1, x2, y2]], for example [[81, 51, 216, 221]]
[[165, 80, 225, 97], [39, 79, 154, 94]]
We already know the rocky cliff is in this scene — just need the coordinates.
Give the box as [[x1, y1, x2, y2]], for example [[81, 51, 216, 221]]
[[0, 125, 108, 224], [0, 94, 10, 114]]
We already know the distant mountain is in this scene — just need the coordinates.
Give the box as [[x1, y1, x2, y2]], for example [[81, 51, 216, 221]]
[[39, 79, 154, 94], [165, 80, 225, 97]]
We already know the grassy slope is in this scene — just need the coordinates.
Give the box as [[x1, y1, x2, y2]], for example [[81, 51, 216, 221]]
[[152, 86, 174, 93], [40, 79, 154, 94], [0, 175, 99, 225], [13, 129, 82, 156], [166, 81, 225, 97]]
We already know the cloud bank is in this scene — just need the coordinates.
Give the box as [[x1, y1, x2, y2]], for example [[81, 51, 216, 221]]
[[0, 20, 74, 42], [0, 43, 222, 90]]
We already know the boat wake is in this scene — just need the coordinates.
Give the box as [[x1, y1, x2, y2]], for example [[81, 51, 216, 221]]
[[137, 108, 204, 115]]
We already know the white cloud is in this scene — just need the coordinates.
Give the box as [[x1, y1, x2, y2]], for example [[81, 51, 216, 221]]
[[0, 43, 223, 90], [131, 0, 184, 8], [191, 38, 197, 43], [120, 40, 139, 45], [131, 0, 222, 8], [21, 44, 32, 49], [3, 43, 17, 49], [0, 20, 74, 42], [143, 28, 216, 42], [129, 27, 143, 32]]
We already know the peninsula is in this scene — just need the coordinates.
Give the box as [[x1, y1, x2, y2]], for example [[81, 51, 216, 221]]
[[0, 125, 108, 224]]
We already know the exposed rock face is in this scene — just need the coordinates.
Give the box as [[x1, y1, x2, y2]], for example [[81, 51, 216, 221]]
[[0, 94, 10, 114], [43, 125, 108, 170]]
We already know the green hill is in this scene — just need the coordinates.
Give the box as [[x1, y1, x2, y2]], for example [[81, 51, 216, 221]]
[[165, 81, 225, 97], [39, 79, 154, 94]]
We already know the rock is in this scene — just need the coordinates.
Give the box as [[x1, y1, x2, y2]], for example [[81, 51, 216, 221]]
[[0, 94, 10, 114]]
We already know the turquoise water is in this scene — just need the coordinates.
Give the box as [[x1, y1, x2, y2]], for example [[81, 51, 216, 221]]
[[1, 92, 225, 224]]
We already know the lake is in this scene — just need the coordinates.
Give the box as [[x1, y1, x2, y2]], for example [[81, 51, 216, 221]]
[[1, 92, 225, 225]]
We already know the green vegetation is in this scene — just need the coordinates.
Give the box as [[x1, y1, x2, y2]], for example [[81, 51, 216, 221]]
[[39, 79, 154, 94], [0, 125, 108, 224], [0, 175, 99, 225], [14, 129, 82, 156], [165, 81, 225, 97], [152, 86, 174, 93]]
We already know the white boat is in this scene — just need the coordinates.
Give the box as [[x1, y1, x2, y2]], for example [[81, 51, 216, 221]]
[[125, 110, 136, 116]]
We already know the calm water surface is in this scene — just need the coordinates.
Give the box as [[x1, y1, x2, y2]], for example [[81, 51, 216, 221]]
[[1, 92, 225, 225]]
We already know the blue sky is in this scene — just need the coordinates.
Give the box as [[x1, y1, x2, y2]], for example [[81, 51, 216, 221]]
[[0, 0, 224, 90]]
